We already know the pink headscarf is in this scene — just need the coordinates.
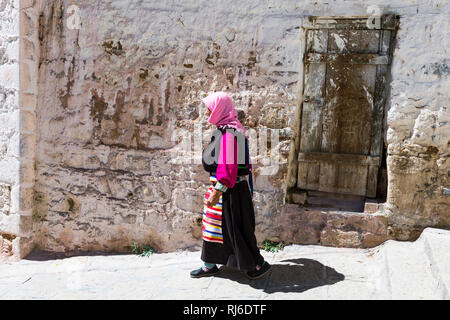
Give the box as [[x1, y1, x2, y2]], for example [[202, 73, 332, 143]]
[[202, 92, 248, 136]]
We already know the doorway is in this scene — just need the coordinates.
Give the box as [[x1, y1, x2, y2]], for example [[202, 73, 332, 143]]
[[289, 15, 398, 212]]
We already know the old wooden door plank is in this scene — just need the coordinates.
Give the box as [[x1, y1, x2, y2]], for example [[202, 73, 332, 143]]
[[381, 30, 391, 54], [303, 17, 374, 30], [365, 64, 389, 197], [298, 161, 369, 195], [328, 30, 380, 54], [303, 14, 398, 30], [368, 65, 387, 157], [366, 165, 379, 197], [297, 161, 320, 190], [298, 151, 381, 166], [296, 15, 397, 198], [321, 63, 376, 155], [305, 53, 390, 64], [306, 29, 328, 53], [297, 49, 327, 189]]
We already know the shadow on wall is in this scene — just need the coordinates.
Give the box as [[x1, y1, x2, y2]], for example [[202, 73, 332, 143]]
[[216, 258, 345, 293]]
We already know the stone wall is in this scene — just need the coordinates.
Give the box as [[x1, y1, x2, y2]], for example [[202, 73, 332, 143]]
[[33, 0, 300, 252], [0, 0, 38, 259], [0, 0, 446, 256], [384, 11, 449, 239]]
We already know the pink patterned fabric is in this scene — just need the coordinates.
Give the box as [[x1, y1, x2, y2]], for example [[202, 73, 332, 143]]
[[216, 131, 238, 189], [202, 92, 248, 136], [202, 92, 242, 189]]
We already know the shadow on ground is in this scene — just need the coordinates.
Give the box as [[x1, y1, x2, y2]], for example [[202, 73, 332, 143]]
[[215, 258, 345, 293], [24, 249, 130, 261]]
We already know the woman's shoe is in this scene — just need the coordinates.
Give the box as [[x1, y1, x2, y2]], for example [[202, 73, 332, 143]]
[[246, 261, 272, 280], [190, 265, 219, 278]]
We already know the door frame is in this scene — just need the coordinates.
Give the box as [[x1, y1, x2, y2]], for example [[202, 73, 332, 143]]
[[286, 15, 398, 205]]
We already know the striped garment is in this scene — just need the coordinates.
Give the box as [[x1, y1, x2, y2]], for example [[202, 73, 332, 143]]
[[202, 183, 223, 244]]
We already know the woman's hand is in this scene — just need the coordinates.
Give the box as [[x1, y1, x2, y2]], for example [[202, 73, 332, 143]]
[[206, 189, 222, 207]]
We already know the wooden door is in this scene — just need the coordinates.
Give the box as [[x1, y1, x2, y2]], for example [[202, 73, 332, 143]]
[[297, 15, 398, 198]]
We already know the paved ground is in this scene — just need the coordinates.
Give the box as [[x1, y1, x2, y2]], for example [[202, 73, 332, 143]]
[[0, 228, 448, 300]]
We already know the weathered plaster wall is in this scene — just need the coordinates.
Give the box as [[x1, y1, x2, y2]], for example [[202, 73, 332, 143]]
[[384, 10, 449, 239], [29, 0, 449, 253], [0, 0, 38, 259], [0, 0, 20, 257]]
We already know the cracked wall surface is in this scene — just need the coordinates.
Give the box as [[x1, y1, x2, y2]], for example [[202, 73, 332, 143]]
[[0, 0, 38, 259], [384, 11, 449, 239], [0, 0, 448, 256]]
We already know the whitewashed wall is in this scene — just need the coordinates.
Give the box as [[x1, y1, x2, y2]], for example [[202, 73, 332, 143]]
[[1, 0, 447, 255], [0, 0, 38, 259]]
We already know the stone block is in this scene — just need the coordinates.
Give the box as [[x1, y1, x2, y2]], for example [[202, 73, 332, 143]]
[[277, 205, 326, 244], [0, 64, 20, 90], [0, 159, 20, 185], [253, 169, 275, 192], [8, 183, 20, 214], [320, 228, 361, 248], [0, 234, 14, 257], [19, 61, 32, 92], [7, 183, 34, 214], [364, 201, 379, 214], [19, 160, 35, 184], [18, 185, 34, 212], [173, 188, 203, 213], [4, 37, 19, 62], [19, 133, 36, 159], [19, 214, 32, 235], [0, 213, 20, 235], [20, 93, 37, 109], [62, 152, 84, 168], [0, 183, 11, 215], [12, 236, 34, 259], [20, 11, 34, 38], [0, 214, 31, 237], [20, 37, 36, 62], [361, 233, 389, 248], [20, 109, 36, 133], [20, 0, 37, 10]]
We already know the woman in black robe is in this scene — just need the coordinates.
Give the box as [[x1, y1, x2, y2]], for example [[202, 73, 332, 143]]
[[190, 92, 271, 280]]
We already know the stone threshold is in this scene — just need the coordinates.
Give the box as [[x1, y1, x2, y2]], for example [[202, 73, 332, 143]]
[[276, 203, 390, 249], [289, 189, 384, 214]]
